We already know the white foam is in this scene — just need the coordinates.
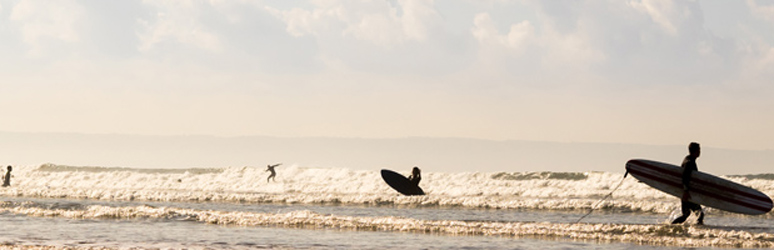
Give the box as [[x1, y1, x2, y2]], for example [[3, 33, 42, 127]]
[[2, 164, 773, 215], [1, 203, 772, 248]]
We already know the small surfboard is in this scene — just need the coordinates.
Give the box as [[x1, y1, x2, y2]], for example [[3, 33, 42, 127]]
[[626, 159, 773, 215], [381, 169, 425, 196]]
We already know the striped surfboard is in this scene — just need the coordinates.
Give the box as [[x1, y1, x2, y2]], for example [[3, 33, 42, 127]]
[[626, 159, 772, 215]]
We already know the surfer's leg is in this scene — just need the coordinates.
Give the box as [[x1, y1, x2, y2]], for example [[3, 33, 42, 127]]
[[671, 214, 688, 224], [671, 211, 689, 224], [685, 202, 704, 225], [694, 205, 705, 225], [671, 201, 692, 224]]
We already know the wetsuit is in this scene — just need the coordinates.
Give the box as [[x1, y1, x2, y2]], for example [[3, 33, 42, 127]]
[[266, 166, 276, 182], [266, 164, 280, 182], [408, 173, 421, 187], [2, 171, 9, 187], [671, 155, 705, 224], [407, 172, 421, 195]]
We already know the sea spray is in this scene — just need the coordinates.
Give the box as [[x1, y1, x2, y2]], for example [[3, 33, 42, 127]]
[[1, 164, 772, 216]]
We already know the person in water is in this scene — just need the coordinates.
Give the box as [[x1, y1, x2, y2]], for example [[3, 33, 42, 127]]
[[671, 142, 705, 225], [408, 166, 421, 187], [2, 165, 11, 187], [266, 163, 282, 182]]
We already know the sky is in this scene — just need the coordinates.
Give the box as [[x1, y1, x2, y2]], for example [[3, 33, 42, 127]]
[[1, 0, 774, 152]]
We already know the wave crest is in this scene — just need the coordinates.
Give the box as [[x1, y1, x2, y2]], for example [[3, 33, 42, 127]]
[[491, 172, 589, 181], [728, 173, 774, 181], [36, 163, 223, 174]]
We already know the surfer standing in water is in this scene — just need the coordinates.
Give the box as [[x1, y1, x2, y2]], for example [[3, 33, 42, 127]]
[[408, 166, 421, 187], [2, 166, 11, 187], [266, 163, 281, 182], [671, 142, 705, 225]]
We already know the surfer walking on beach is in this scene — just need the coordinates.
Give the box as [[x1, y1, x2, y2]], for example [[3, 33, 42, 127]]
[[2, 166, 11, 187], [671, 142, 705, 225], [266, 163, 281, 182]]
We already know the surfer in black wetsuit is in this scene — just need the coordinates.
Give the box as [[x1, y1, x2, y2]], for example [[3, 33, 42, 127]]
[[408, 166, 421, 187], [266, 163, 281, 182], [671, 142, 705, 225], [2, 166, 11, 187]]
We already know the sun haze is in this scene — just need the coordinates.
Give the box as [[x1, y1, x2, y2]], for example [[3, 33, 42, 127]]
[[1, 1, 774, 171]]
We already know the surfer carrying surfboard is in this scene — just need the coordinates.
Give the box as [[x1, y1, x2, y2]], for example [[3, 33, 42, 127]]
[[380, 167, 425, 196], [408, 166, 421, 187], [671, 142, 705, 225]]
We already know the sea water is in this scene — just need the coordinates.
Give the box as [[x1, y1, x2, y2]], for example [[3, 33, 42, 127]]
[[1, 164, 773, 249]]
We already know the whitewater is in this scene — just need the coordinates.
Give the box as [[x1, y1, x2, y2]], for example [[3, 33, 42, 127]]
[[1, 163, 774, 249]]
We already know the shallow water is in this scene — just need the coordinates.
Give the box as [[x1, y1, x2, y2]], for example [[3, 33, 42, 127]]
[[0, 203, 695, 249], [1, 164, 773, 249], [1, 197, 771, 249]]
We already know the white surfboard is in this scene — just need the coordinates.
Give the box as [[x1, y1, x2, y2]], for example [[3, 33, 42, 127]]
[[626, 159, 772, 215]]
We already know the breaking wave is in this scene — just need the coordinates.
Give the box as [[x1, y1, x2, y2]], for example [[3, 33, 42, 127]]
[[491, 171, 589, 181], [729, 173, 774, 181], [36, 163, 223, 174], [1, 164, 772, 216]]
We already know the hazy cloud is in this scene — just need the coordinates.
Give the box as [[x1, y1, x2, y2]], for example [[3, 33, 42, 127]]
[[9, 0, 84, 56], [267, 0, 441, 46], [472, 13, 534, 51], [747, 0, 774, 23], [630, 0, 688, 36], [722, 1, 774, 89], [2, 0, 774, 151], [136, 1, 222, 53]]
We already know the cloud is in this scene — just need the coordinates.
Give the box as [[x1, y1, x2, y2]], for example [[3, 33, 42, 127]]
[[136, 0, 222, 52], [267, 0, 441, 46], [264, 0, 471, 76], [468, 6, 607, 87], [8, 0, 84, 56], [747, 0, 774, 23], [521, 0, 734, 86], [2, 0, 774, 151], [629, 0, 685, 35], [735, 0, 774, 86], [471, 13, 534, 51], [533, 0, 582, 34], [740, 43, 774, 87], [264, 7, 327, 37]]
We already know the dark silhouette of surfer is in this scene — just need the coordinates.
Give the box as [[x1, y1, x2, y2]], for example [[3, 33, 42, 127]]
[[266, 163, 281, 182], [2, 166, 11, 187], [408, 166, 421, 186], [671, 142, 705, 225], [408, 166, 421, 193]]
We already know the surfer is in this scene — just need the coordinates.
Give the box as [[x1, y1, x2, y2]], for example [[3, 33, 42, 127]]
[[266, 163, 281, 182], [2, 165, 11, 187], [408, 166, 421, 187], [671, 142, 705, 225]]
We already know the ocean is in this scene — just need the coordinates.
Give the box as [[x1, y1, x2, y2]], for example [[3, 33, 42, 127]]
[[1, 164, 773, 249]]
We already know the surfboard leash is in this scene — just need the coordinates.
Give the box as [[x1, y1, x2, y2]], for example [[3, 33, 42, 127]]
[[574, 170, 628, 224]]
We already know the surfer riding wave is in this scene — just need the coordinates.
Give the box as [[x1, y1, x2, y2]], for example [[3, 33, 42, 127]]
[[266, 163, 281, 183]]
